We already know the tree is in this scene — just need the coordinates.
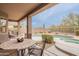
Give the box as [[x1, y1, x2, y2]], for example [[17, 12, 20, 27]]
[[61, 13, 79, 33], [49, 13, 79, 33]]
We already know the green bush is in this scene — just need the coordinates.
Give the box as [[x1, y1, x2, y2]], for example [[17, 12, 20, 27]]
[[42, 35, 53, 43], [76, 30, 79, 36]]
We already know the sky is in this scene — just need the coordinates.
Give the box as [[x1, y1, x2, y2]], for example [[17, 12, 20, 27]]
[[32, 3, 79, 28]]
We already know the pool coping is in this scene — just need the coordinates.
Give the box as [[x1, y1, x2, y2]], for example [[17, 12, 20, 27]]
[[55, 45, 76, 56]]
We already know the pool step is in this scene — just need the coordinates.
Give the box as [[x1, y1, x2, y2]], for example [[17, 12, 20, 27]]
[[44, 45, 69, 56]]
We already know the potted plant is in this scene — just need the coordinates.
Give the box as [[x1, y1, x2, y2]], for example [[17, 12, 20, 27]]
[[42, 35, 53, 44], [75, 30, 79, 36]]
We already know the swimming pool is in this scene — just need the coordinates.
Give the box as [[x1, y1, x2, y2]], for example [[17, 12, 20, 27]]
[[53, 35, 79, 44], [32, 34, 79, 44], [53, 35, 79, 55]]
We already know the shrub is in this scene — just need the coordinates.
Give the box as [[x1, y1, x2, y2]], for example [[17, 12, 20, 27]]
[[76, 30, 79, 36], [42, 35, 53, 44]]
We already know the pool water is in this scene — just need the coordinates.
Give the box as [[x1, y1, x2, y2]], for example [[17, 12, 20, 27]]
[[53, 35, 79, 44], [32, 34, 79, 44]]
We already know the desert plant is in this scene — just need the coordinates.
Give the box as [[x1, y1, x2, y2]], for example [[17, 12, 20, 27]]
[[75, 30, 79, 36], [42, 35, 53, 44]]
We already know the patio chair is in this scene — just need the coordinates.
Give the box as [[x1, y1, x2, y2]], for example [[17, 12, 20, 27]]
[[0, 48, 18, 56], [27, 40, 46, 56], [8, 31, 16, 38]]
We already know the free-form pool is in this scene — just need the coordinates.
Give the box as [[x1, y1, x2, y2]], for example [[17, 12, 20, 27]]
[[32, 34, 79, 44], [53, 35, 79, 44], [54, 35, 79, 55]]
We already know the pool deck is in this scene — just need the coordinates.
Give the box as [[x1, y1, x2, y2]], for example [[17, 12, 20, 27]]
[[31, 33, 79, 56]]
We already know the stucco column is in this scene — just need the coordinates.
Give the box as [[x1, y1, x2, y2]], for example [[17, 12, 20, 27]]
[[27, 16, 32, 39], [17, 22, 20, 35], [6, 19, 8, 33]]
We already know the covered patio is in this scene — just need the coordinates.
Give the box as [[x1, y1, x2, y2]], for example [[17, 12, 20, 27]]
[[0, 3, 78, 56], [0, 3, 57, 56], [0, 3, 57, 39]]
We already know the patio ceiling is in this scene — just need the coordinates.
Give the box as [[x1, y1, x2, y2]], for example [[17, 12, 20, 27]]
[[0, 3, 41, 21], [0, 3, 57, 21]]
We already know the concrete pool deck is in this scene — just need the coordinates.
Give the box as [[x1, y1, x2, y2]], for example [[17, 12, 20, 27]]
[[32, 33, 79, 56]]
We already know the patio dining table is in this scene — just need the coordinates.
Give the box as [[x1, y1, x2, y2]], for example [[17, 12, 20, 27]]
[[0, 38, 36, 56]]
